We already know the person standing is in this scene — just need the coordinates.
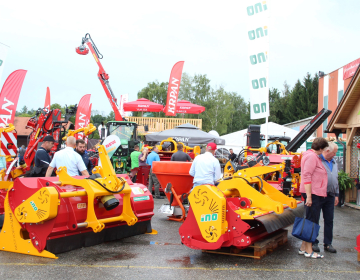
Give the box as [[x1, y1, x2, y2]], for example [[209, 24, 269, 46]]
[[171, 143, 192, 162], [18, 145, 26, 162], [146, 146, 163, 199], [298, 137, 329, 259], [75, 139, 94, 175], [229, 148, 237, 162], [31, 135, 55, 177], [98, 122, 106, 140], [45, 136, 89, 177], [312, 142, 339, 253], [129, 145, 141, 182], [189, 143, 221, 188], [139, 147, 149, 166]]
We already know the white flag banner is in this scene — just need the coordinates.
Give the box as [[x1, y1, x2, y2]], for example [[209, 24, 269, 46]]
[[245, 1, 270, 119], [119, 94, 129, 117], [0, 43, 10, 84]]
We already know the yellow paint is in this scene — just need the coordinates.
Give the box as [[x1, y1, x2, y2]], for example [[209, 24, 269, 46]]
[[0, 194, 57, 259], [34, 128, 40, 140], [92, 53, 99, 63], [14, 187, 58, 224], [145, 229, 158, 235], [62, 123, 96, 141], [189, 185, 227, 243]]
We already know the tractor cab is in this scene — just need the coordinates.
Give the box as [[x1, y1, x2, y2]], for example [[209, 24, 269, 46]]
[[106, 121, 140, 173]]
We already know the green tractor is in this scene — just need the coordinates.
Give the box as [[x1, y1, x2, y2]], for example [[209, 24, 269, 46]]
[[104, 121, 141, 174]]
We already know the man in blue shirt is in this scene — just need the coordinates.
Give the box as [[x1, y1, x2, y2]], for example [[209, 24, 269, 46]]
[[30, 135, 55, 177], [313, 142, 339, 254], [146, 146, 163, 199], [189, 142, 221, 189]]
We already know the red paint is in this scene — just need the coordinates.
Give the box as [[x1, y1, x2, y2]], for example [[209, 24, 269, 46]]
[[44, 87, 51, 112]]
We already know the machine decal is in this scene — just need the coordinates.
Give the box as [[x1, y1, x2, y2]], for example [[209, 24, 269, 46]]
[[77, 203, 86, 209], [30, 201, 38, 211], [133, 196, 150, 202], [201, 213, 218, 222], [132, 187, 145, 195]]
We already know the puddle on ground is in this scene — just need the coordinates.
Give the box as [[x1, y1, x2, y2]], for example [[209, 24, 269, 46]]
[[104, 252, 138, 261], [149, 241, 181, 246], [167, 254, 201, 265]]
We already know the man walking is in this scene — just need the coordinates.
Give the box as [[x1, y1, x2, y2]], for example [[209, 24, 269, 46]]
[[45, 136, 89, 177], [313, 142, 339, 253], [18, 145, 26, 162], [171, 143, 192, 162], [75, 139, 94, 175], [146, 146, 163, 199], [189, 143, 221, 189]]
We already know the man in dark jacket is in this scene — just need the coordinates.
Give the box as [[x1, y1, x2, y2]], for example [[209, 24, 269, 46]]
[[32, 135, 55, 177], [229, 149, 237, 161], [75, 139, 93, 175]]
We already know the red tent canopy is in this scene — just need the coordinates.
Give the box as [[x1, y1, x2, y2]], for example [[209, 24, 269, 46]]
[[123, 98, 164, 112], [175, 100, 205, 114]]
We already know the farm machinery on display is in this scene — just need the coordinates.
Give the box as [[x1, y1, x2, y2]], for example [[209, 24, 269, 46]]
[[153, 160, 303, 251], [0, 143, 155, 259], [224, 108, 332, 196]]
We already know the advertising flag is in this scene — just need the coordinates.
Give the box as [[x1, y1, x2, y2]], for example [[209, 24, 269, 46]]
[[0, 70, 27, 126], [44, 87, 51, 112], [119, 94, 128, 117], [0, 43, 9, 83], [75, 94, 91, 140], [245, 1, 270, 119], [164, 61, 184, 116]]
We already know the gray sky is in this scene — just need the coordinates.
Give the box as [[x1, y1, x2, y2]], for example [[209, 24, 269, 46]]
[[1, 0, 359, 115]]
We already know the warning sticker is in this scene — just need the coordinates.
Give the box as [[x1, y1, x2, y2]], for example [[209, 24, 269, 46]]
[[132, 187, 144, 195], [133, 196, 150, 202], [77, 203, 86, 209]]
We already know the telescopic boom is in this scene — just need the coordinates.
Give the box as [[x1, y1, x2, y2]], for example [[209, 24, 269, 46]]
[[75, 33, 123, 121]]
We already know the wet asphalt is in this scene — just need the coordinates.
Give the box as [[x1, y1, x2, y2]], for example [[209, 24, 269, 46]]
[[0, 199, 359, 280]]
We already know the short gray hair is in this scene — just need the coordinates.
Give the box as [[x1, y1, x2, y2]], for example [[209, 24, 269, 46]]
[[325, 142, 338, 152]]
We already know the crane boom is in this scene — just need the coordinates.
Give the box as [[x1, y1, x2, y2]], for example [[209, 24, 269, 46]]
[[76, 33, 123, 121]]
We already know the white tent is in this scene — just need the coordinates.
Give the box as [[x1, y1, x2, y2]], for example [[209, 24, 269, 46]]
[[218, 122, 307, 154]]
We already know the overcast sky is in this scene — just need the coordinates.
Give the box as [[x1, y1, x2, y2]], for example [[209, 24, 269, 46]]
[[1, 0, 359, 115]]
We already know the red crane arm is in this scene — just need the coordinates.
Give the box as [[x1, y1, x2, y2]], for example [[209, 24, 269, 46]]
[[76, 34, 123, 121]]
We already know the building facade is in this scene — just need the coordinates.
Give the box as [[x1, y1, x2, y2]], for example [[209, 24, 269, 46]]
[[317, 58, 360, 138]]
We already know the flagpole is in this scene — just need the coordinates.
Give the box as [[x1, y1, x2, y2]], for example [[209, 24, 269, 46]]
[[265, 116, 268, 146]]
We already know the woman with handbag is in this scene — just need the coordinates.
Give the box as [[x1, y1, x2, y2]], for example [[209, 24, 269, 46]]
[[298, 137, 329, 259]]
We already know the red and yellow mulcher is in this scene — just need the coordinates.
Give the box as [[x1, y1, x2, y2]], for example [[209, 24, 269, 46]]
[[153, 161, 303, 251], [0, 144, 154, 259]]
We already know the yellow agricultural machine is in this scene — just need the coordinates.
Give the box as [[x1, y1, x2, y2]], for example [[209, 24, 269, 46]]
[[0, 144, 155, 259], [153, 161, 303, 251]]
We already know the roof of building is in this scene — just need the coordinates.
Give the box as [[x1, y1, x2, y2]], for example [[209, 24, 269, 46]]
[[14, 117, 32, 136], [327, 63, 360, 133]]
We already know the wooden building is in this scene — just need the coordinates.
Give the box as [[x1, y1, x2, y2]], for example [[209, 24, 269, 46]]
[[327, 63, 360, 203]]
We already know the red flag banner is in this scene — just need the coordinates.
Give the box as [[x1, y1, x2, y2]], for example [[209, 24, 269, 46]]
[[44, 87, 51, 112], [75, 94, 91, 140], [164, 61, 184, 116], [0, 69, 27, 126]]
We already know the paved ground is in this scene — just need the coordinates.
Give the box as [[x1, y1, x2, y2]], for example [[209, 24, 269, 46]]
[[0, 199, 359, 280]]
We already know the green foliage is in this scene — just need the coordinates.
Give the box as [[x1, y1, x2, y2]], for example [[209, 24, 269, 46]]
[[338, 170, 354, 191]]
